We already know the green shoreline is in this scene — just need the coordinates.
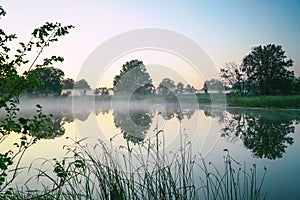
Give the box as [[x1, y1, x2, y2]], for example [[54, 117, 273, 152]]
[[23, 93, 300, 109], [226, 95, 300, 109]]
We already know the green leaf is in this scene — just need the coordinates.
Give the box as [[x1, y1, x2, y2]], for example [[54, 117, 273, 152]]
[[18, 117, 27, 125]]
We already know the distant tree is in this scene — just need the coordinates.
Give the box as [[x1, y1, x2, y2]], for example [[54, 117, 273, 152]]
[[203, 82, 208, 94], [291, 77, 300, 94], [185, 84, 196, 94], [220, 62, 247, 96], [74, 79, 91, 89], [132, 83, 155, 96], [203, 79, 223, 93], [242, 44, 294, 95], [176, 82, 184, 94], [27, 67, 65, 96], [113, 59, 152, 95], [62, 78, 74, 89], [95, 87, 109, 96], [157, 78, 176, 96]]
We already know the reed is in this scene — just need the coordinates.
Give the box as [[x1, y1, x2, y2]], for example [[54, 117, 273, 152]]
[[6, 133, 267, 200], [227, 95, 300, 109]]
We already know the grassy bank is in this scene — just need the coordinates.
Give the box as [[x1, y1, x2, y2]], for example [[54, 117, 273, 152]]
[[227, 95, 300, 109], [3, 136, 267, 200], [36, 93, 300, 109]]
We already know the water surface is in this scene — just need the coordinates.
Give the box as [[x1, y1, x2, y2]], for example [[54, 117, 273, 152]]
[[1, 98, 300, 199]]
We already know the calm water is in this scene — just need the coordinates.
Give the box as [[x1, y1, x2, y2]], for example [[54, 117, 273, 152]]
[[1, 98, 300, 199]]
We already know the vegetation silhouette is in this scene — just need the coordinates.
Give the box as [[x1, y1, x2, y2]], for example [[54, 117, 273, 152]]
[[113, 59, 153, 96], [220, 44, 298, 96], [112, 108, 153, 144], [26, 67, 65, 96], [205, 108, 300, 159], [0, 5, 73, 195]]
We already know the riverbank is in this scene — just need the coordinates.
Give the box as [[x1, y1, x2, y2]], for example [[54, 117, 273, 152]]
[[17, 94, 300, 109], [227, 95, 300, 109]]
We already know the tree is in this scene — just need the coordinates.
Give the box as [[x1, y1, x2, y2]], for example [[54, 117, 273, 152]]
[[185, 84, 196, 94], [0, 5, 73, 194], [242, 44, 294, 95], [203, 79, 224, 93], [113, 59, 152, 95], [157, 78, 176, 96], [27, 67, 65, 96], [95, 87, 109, 96], [220, 62, 247, 96], [62, 78, 74, 89], [132, 83, 155, 96], [203, 82, 208, 94], [176, 82, 184, 94], [291, 77, 300, 94], [74, 79, 91, 89]]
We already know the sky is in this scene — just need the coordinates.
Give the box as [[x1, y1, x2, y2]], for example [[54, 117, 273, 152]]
[[1, 0, 300, 89]]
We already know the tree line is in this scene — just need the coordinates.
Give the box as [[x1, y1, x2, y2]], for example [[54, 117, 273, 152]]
[[3, 44, 299, 98], [112, 59, 197, 99], [5, 59, 198, 98], [0, 66, 91, 96], [218, 44, 300, 96]]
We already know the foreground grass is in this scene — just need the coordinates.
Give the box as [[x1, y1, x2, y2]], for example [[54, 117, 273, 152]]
[[227, 95, 300, 109], [3, 135, 267, 200]]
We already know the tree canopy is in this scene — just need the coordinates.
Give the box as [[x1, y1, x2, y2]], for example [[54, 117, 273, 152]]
[[157, 78, 176, 96], [113, 59, 152, 95], [220, 44, 296, 96], [220, 62, 247, 96], [242, 44, 294, 95], [62, 78, 75, 89], [27, 67, 65, 96], [202, 79, 224, 93], [74, 79, 91, 89]]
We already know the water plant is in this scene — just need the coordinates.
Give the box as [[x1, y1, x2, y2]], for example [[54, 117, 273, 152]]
[[9, 132, 267, 200]]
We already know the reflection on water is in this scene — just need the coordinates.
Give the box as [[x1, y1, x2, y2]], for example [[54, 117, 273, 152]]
[[204, 108, 300, 160], [6, 100, 299, 160], [112, 101, 197, 144], [2, 99, 300, 199], [113, 109, 153, 143]]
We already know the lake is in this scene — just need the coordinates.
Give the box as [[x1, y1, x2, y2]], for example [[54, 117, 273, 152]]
[[1, 97, 300, 199]]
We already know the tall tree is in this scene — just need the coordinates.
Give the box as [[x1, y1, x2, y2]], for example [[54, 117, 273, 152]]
[[242, 44, 294, 95], [113, 59, 152, 95]]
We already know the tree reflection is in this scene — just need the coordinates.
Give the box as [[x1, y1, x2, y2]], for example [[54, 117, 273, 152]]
[[113, 110, 153, 144], [208, 109, 300, 160], [112, 101, 196, 144], [42, 114, 65, 139], [0, 112, 66, 140]]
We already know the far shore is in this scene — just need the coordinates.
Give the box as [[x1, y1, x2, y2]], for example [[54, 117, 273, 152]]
[[15, 94, 300, 110]]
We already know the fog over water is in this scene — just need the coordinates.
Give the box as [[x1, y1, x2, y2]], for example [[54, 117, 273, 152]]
[[1, 96, 300, 199]]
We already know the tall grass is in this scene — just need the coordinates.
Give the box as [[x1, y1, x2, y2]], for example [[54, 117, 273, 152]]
[[6, 133, 267, 200], [227, 95, 300, 109]]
